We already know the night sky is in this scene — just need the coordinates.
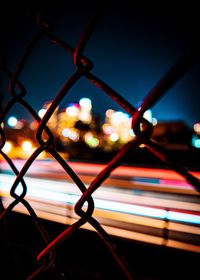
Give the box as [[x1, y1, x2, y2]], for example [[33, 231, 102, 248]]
[[1, 1, 200, 127]]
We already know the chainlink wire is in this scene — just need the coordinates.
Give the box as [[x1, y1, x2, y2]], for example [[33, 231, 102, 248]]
[[0, 3, 200, 280]]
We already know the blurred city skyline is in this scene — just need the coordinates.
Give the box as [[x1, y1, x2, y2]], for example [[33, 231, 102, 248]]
[[1, 1, 200, 127]]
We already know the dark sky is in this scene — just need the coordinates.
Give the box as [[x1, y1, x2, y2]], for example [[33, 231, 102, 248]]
[[1, 1, 200, 127]]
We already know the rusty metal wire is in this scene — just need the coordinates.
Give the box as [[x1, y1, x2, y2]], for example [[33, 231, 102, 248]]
[[0, 3, 200, 280]]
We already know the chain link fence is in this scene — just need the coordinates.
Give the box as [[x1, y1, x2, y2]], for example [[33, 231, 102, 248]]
[[0, 2, 200, 279]]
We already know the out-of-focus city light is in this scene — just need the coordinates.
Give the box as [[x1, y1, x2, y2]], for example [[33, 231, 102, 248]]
[[2, 141, 12, 153], [110, 132, 119, 142], [192, 135, 200, 148], [110, 111, 128, 126], [193, 122, 200, 134], [62, 128, 71, 138], [15, 120, 24, 129], [102, 124, 113, 135], [30, 120, 38, 130], [79, 111, 92, 123], [104, 110, 134, 143], [143, 109, 152, 123], [66, 103, 80, 117], [79, 97, 92, 110], [2, 97, 196, 160], [62, 128, 79, 141], [7, 116, 18, 127], [152, 117, 158, 126], [105, 109, 114, 118], [38, 108, 47, 118], [85, 132, 99, 148], [78, 98, 92, 123], [22, 140, 32, 152]]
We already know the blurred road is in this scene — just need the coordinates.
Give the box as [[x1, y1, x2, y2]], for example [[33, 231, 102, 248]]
[[1, 159, 200, 255]]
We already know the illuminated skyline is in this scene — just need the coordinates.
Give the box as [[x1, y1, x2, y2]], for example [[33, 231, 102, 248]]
[[0, 1, 200, 127]]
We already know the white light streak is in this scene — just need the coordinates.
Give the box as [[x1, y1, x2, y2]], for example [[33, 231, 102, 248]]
[[0, 174, 199, 225]]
